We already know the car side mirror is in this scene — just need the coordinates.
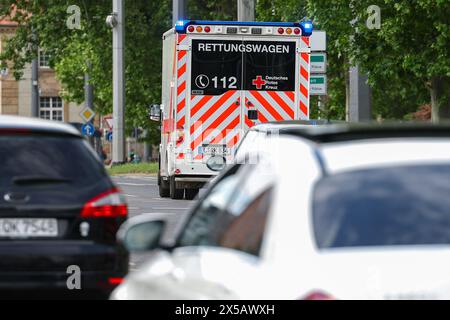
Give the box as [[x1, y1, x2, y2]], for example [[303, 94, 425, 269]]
[[149, 104, 161, 122], [117, 218, 166, 252]]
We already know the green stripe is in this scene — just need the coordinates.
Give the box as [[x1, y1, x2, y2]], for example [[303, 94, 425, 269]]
[[311, 55, 325, 63], [311, 77, 325, 84]]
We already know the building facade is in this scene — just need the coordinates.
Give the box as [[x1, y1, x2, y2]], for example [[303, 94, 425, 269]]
[[0, 19, 84, 123]]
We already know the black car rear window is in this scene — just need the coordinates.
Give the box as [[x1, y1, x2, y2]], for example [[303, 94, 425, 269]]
[[0, 134, 105, 187], [313, 164, 450, 249]]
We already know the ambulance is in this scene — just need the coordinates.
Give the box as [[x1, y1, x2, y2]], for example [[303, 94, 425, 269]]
[[153, 20, 313, 199]]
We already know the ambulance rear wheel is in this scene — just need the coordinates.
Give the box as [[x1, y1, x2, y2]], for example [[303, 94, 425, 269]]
[[159, 177, 170, 198], [185, 188, 199, 200], [170, 176, 184, 200]]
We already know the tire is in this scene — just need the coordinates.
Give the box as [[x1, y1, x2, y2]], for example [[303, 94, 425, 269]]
[[159, 177, 170, 198], [158, 155, 170, 198], [185, 188, 199, 200], [170, 176, 184, 200]]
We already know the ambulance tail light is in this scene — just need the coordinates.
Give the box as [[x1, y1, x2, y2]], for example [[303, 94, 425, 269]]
[[278, 27, 284, 34], [286, 28, 292, 35], [294, 28, 301, 35], [196, 26, 203, 33], [204, 26, 211, 33], [187, 25, 195, 33]]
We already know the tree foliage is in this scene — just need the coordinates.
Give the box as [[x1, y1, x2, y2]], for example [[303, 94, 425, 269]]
[[348, 0, 450, 120], [308, 0, 448, 120], [0, 0, 448, 130], [0, 0, 172, 143]]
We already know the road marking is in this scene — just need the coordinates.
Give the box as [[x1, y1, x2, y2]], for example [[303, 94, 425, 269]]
[[148, 208, 189, 211], [117, 176, 157, 180], [128, 207, 140, 210], [124, 194, 138, 198], [116, 182, 154, 186]]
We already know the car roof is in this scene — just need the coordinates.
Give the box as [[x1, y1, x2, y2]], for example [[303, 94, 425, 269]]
[[271, 122, 450, 143], [242, 122, 450, 175], [249, 120, 337, 133], [0, 115, 82, 137]]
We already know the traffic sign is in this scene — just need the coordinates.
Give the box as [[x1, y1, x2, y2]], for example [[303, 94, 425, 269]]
[[103, 116, 114, 130], [310, 75, 327, 96], [80, 107, 96, 123], [106, 131, 113, 142], [310, 31, 326, 51], [81, 123, 95, 137], [311, 52, 327, 73]]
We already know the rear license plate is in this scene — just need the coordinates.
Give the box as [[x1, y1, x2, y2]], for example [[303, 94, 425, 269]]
[[203, 144, 230, 156], [0, 219, 58, 238]]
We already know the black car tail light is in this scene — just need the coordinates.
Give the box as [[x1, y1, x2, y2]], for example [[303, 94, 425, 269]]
[[81, 188, 128, 218]]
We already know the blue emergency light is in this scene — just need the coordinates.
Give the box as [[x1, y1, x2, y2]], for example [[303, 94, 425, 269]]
[[175, 20, 313, 36]]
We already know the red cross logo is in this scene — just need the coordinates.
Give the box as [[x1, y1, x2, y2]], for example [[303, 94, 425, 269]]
[[252, 76, 266, 89]]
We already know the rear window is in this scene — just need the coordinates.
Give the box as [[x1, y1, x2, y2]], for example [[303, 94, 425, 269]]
[[0, 134, 106, 187], [313, 164, 450, 249]]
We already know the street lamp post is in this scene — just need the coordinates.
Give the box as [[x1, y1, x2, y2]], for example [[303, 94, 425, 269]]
[[31, 30, 39, 118], [237, 0, 255, 22], [173, 0, 187, 25], [110, 0, 126, 164]]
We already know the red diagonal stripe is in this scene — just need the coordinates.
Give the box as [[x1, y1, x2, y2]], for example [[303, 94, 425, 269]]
[[267, 91, 294, 119], [227, 131, 240, 148], [245, 115, 254, 128], [191, 95, 214, 118], [300, 84, 308, 98], [177, 98, 186, 113], [300, 101, 308, 116], [302, 36, 310, 46], [301, 52, 309, 64], [177, 63, 186, 78], [178, 50, 187, 61], [285, 91, 295, 102], [258, 110, 269, 123], [209, 115, 240, 145], [249, 91, 283, 121], [177, 116, 185, 128], [300, 66, 309, 82], [178, 34, 187, 44], [191, 100, 238, 151], [177, 81, 186, 96], [191, 91, 236, 134]]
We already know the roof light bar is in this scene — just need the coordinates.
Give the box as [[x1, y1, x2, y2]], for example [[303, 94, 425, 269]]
[[175, 20, 314, 36]]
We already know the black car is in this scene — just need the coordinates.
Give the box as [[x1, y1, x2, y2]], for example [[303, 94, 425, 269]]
[[0, 116, 128, 298]]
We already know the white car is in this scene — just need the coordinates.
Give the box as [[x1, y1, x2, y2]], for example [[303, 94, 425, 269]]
[[113, 124, 450, 300]]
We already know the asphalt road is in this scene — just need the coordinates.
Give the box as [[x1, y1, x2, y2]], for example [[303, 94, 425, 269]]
[[112, 175, 198, 271], [112, 175, 195, 217]]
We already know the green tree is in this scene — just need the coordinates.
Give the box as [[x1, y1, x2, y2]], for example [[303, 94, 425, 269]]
[[0, 0, 172, 144], [349, 0, 450, 121], [257, 0, 444, 121]]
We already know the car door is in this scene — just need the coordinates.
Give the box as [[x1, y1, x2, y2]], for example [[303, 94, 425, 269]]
[[242, 37, 298, 128], [188, 37, 244, 162]]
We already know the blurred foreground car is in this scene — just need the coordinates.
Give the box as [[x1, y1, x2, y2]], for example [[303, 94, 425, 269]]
[[0, 116, 128, 298], [113, 123, 450, 300], [235, 119, 338, 159]]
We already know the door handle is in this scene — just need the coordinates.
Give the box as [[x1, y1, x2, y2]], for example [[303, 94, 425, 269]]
[[248, 110, 258, 120]]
